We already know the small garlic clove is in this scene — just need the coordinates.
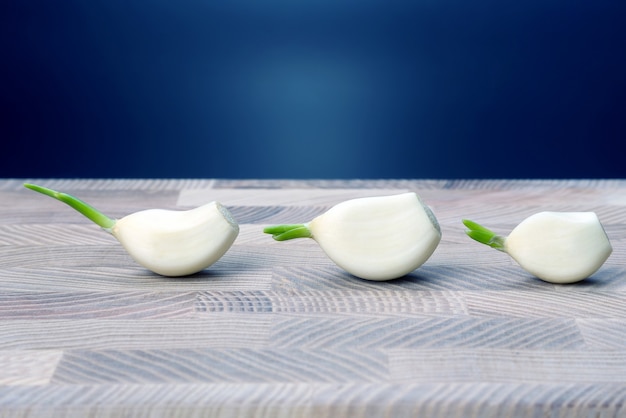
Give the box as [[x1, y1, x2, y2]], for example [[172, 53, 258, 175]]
[[265, 192, 441, 281], [504, 211, 612, 283], [463, 212, 612, 284], [112, 202, 239, 277]]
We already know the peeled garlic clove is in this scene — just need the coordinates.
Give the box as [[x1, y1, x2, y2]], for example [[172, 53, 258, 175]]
[[24, 183, 239, 277], [112, 202, 239, 276], [505, 212, 612, 283], [463, 212, 612, 284], [264, 192, 442, 281]]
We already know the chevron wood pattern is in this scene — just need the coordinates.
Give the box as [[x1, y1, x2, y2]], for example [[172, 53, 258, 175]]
[[1, 178, 626, 417]]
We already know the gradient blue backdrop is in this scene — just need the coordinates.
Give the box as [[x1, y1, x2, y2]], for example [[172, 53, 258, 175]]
[[3, 0, 625, 179]]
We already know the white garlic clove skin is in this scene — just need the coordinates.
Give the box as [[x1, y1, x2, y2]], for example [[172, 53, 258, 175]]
[[112, 202, 239, 277], [308, 192, 441, 281], [504, 211, 612, 284]]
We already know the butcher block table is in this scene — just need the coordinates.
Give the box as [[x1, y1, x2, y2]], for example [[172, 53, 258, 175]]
[[1, 178, 626, 417]]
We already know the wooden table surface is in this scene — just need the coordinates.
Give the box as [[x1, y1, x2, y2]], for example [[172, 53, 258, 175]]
[[1, 178, 626, 417]]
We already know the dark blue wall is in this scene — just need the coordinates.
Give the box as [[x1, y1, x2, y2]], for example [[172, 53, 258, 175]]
[[3, 0, 625, 179]]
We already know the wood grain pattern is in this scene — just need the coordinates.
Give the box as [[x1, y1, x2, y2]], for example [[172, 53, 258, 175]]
[[0, 317, 272, 350], [0, 291, 196, 319], [577, 319, 626, 349], [178, 188, 411, 207], [3, 382, 626, 418], [388, 348, 626, 383], [194, 289, 468, 316], [0, 350, 62, 385], [51, 348, 388, 384], [1, 178, 626, 417], [268, 316, 586, 349]]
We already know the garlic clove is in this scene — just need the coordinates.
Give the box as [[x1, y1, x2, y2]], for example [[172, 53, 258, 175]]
[[24, 183, 239, 277], [264, 192, 442, 281], [112, 202, 239, 277], [463, 212, 612, 284], [504, 212, 612, 284]]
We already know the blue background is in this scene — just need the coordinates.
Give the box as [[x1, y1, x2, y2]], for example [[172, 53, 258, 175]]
[[3, 0, 625, 179]]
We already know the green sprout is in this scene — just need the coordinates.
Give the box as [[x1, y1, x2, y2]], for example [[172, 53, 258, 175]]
[[462, 219, 506, 251], [24, 183, 116, 230]]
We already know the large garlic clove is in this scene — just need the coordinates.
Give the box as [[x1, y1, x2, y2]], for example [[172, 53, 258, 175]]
[[264, 192, 441, 281], [24, 183, 239, 277], [463, 212, 612, 284], [112, 202, 239, 277]]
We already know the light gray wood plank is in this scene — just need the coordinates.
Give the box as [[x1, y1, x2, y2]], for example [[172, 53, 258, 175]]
[[0, 350, 63, 385], [209, 178, 626, 190], [0, 245, 126, 269], [270, 265, 553, 292], [267, 290, 467, 316], [577, 319, 626, 349], [223, 243, 332, 270], [0, 291, 196, 319], [2, 382, 626, 418], [0, 266, 273, 292], [465, 290, 626, 318], [7, 178, 216, 191], [310, 382, 626, 418], [229, 205, 330, 224], [270, 316, 585, 349], [195, 291, 273, 314], [0, 317, 271, 350], [178, 188, 411, 207], [388, 348, 626, 383], [194, 290, 467, 316], [0, 383, 314, 418], [211, 178, 448, 189], [0, 240, 274, 292], [51, 348, 387, 384], [0, 224, 115, 246], [440, 179, 626, 190]]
